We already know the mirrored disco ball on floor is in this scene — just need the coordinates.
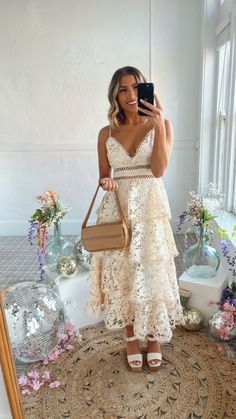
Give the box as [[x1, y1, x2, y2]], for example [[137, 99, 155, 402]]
[[4, 282, 66, 363], [74, 237, 91, 270]]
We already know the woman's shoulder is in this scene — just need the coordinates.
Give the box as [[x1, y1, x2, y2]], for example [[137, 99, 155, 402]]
[[98, 125, 110, 137], [98, 125, 110, 140], [97, 126, 111, 149]]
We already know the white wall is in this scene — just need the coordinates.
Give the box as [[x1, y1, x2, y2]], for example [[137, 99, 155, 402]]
[[0, 0, 203, 235], [152, 0, 202, 220]]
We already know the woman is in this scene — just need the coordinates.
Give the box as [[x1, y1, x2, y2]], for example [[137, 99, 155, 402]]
[[86, 66, 185, 372]]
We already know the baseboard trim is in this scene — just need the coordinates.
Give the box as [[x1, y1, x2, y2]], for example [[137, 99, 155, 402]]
[[0, 218, 179, 236]]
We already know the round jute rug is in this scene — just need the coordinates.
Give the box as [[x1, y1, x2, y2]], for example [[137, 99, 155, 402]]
[[22, 322, 236, 419]]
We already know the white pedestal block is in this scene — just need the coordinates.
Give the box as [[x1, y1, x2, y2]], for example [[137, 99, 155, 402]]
[[179, 265, 229, 326], [44, 266, 103, 330]]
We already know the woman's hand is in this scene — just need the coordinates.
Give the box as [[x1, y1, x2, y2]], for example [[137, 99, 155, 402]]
[[100, 177, 119, 191], [138, 93, 165, 131]]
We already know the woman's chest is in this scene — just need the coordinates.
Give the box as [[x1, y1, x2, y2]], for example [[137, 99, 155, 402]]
[[106, 130, 154, 168]]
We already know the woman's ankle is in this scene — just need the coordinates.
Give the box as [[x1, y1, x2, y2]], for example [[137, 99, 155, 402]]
[[126, 324, 135, 338]]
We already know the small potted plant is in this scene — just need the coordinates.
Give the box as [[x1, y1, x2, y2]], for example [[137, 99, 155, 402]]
[[29, 190, 74, 280], [177, 183, 236, 279]]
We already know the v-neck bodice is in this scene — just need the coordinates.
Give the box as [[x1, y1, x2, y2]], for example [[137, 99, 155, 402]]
[[105, 128, 154, 169]]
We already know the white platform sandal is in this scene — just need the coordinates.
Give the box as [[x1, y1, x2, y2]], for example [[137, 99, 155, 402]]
[[147, 335, 162, 372], [126, 336, 143, 372]]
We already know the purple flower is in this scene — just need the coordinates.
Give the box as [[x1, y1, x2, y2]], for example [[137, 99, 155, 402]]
[[220, 240, 236, 277], [176, 212, 187, 234], [28, 221, 38, 246]]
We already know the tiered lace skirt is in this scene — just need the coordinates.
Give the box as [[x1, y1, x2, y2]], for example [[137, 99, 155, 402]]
[[86, 177, 185, 343]]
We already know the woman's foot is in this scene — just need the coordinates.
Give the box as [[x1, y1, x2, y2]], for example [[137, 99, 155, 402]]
[[147, 335, 162, 372], [126, 336, 143, 372], [126, 325, 143, 372]]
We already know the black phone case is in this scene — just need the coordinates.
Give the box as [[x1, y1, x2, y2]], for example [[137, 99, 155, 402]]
[[138, 83, 154, 116]]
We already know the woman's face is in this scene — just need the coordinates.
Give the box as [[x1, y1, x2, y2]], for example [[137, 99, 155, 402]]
[[117, 74, 138, 114]]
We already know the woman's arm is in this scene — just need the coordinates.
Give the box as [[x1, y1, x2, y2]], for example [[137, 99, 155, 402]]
[[150, 119, 174, 178], [97, 126, 111, 180], [97, 127, 118, 191], [138, 94, 174, 178]]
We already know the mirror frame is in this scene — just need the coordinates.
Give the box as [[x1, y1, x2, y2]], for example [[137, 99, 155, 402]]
[[0, 290, 25, 419]]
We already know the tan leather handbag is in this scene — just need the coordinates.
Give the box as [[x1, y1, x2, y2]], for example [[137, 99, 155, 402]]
[[81, 183, 131, 252]]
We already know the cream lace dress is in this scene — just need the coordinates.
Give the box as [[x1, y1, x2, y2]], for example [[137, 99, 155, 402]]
[[86, 128, 185, 343]]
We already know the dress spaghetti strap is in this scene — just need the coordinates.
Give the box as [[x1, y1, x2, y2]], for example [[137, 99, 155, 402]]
[[108, 125, 112, 138]]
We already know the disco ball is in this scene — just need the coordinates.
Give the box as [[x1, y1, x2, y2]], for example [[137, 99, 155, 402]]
[[74, 237, 91, 270], [183, 307, 204, 331], [57, 256, 78, 278], [4, 282, 66, 363], [208, 309, 236, 340]]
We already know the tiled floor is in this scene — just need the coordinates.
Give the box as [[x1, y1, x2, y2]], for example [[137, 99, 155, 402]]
[[0, 233, 196, 287], [0, 234, 76, 287]]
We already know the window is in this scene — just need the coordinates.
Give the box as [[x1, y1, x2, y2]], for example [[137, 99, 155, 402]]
[[212, 19, 236, 213]]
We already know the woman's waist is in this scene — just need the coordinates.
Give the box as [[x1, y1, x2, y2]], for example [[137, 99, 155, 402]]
[[113, 164, 156, 180]]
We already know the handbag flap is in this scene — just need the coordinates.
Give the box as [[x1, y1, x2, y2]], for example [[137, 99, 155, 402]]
[[82, 222, 123, 239], [82, 223, 128, 252]]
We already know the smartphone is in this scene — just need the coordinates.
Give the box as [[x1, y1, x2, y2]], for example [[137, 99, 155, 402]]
[[138, 83, 154, 116]]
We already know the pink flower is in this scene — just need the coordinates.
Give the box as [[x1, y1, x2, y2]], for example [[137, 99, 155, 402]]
[[65, 324, 76, 332], [219, 326, 229, 340], [31, 380, 42, 391], [19, 375, 29, 386], [215, 343, 223, 351], [48, 349, 60, 362], [207, 299, 216, 306], [27, 370, 40, 380], [42, 371, 50, 380], [64, 344, 74, 350], [49, 381, 60, 389], [59, 333, 69, 343], [222, 312, 234, 327], [22, 388, 32, 395], [222, 302, 235, 312]]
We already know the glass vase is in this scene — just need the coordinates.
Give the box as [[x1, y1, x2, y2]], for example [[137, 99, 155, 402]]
[[183, 226, 220, 278], [46, 222, 74, 272]]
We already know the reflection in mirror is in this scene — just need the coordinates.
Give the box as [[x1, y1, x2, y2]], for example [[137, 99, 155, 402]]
[[0, 365, 13, 419], [0, 291, 25, 419]]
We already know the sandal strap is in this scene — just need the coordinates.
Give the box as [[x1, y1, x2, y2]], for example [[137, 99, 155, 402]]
[[147, 352, 162, 362], [147, 336, 158, 341], [127, 354, 143, 363], [126, 336, 138, 342]]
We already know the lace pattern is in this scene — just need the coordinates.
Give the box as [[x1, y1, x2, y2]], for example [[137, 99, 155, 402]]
[[86, 130, 185, 342]]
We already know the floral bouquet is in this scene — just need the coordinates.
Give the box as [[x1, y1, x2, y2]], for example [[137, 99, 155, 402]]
[[208, 284, 236, 341], [177, 183, 236, 277], [177, 183, 225, 243], [28, 190, 69, 280]]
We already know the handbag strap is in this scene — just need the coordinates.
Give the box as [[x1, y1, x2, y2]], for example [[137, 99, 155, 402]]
[[82, 183, 129, 228]]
